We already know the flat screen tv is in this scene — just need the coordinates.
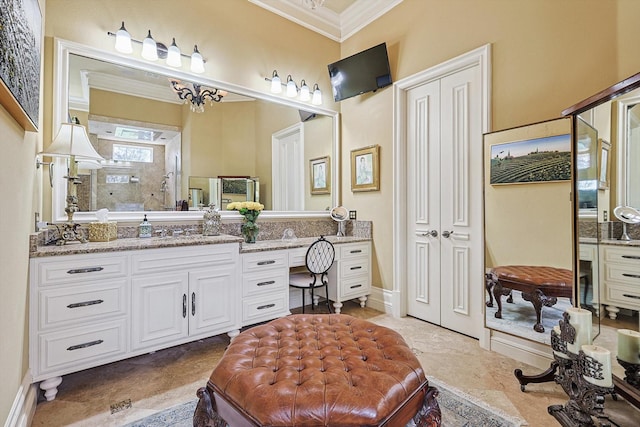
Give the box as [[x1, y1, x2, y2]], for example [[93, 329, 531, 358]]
[[327, 42, 392, 102]]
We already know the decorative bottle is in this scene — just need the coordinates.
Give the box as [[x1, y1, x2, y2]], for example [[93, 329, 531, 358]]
[[202, 203, 221, 236], [139, 214, 152, 238]]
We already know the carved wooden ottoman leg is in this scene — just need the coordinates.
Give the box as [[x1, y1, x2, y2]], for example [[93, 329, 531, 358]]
[[193, 386, 227, 427], [412, 386, 442, 427], [521, 289, 557, 333], [485, 272, 495, 307]]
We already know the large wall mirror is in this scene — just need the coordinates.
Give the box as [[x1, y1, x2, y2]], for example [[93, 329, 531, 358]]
[[564, 72, 640, 401], [50, 38, 339, 223], [483, 117, 576, 346]]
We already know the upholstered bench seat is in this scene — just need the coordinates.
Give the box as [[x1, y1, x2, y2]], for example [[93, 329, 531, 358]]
[[193, 314, 441, 427]]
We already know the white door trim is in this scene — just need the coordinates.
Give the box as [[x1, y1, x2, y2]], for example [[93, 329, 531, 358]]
[[392, 44, 492, 319]]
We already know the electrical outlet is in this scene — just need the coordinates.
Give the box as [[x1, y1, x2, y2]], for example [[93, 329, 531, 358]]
[[349, 210, 357, 220], [603, 210, 608, 221]]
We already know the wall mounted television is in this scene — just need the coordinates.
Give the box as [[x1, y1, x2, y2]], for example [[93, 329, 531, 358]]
[[328, 42, 392, 102]]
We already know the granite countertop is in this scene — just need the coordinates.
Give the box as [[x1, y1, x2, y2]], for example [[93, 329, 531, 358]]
[[30, 234, 370, 258]]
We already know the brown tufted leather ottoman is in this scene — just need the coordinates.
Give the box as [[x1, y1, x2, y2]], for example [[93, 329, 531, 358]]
[[486, 265, 573, 333], [193, 314, 440, 427]]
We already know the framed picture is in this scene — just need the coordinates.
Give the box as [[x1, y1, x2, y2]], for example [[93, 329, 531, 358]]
[[0, 0, 42, 131], [598, 138, 611, 190], [489, 132, 571, 185], [310, 156, 330, 194], [351, 145, 380, 192]]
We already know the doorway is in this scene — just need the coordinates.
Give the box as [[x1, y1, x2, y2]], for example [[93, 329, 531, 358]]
[[272, 123, 304, 210], [393, 45, 491, 339]]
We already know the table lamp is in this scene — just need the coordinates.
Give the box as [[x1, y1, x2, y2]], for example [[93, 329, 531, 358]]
[[39, 120, 104, 245]]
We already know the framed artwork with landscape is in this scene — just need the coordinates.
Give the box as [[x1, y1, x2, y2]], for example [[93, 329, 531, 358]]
[[0, 0, 42, 131], [310, 156, 330, 194], [351, 145, 380, 192]]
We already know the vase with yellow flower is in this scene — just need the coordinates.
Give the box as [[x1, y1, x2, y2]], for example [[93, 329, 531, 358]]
[[227, 201, 265, 243]]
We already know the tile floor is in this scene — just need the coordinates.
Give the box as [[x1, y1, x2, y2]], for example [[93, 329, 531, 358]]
[[31, 302, 640, 427]]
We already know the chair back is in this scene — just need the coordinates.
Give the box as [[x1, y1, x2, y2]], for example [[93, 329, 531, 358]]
[[305, 236, 335, 275]]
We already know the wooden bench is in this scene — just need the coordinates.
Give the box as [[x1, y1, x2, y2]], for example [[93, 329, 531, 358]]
[[485, 265, 573, 333], [193, 314, 441, 427]]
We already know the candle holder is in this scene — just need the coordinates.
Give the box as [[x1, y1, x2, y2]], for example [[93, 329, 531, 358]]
[[616, 357, 640, 389]]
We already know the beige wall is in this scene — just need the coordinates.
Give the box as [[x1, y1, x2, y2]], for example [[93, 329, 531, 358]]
[[6, 0, 640, 421]]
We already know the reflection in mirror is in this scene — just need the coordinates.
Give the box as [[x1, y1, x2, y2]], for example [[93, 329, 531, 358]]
[[483, 117, 574, 346], [52, 39, 338, 222], [188, 176, 259, 210], [564, 74, 640, 400]]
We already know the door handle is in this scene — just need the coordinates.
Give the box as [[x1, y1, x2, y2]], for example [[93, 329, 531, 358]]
[[192, 292, 196, 316], [182, 294, 187, 318], [442, 230, 453, 238], [418, 230, 438, 238]]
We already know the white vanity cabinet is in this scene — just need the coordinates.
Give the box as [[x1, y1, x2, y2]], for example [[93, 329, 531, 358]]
[[30, 243, 240, 400], [328, 241, 371, 313], [600, 245, 640, 320], [131, 244, 240, 351], [241, 250, 290, 326]]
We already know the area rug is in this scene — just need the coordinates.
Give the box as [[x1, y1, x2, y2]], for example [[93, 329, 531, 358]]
[[124, 378, 526, 427]]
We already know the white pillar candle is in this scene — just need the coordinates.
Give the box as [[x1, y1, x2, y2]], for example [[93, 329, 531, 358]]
[[565, 307, 593, 354], [581, 345, 613, 387], [552, 325, 570, 359], [617, 329, 640, 364]]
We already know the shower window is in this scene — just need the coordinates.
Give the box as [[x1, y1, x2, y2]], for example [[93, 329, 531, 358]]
[[112, 144, 153, 163]]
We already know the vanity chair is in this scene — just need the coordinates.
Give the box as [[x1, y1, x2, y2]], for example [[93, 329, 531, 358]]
[[289, 236, 335, 313]]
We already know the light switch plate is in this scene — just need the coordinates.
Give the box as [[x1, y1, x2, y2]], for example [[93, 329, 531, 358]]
[[349, 210, 357, 220]]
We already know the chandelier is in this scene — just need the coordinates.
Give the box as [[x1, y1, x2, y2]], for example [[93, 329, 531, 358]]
[[302, 0, 325, 9], [169, 79, 226, 113]]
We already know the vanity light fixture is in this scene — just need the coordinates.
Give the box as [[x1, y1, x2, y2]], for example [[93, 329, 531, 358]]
[[265, 70, 322, 105], [38, 119, 105, 245], [107, 22, 206, 73], [169, 79, 226, 113]]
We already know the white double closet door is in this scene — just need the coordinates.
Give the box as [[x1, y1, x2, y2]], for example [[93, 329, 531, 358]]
[[406, 65, 483, 339]]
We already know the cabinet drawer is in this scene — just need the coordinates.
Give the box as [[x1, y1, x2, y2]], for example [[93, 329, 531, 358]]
[[242, 270, 288, 297], [604, 263, 640, 284], [288, 247, 308, 267], [339, 243, 370, 260], [242, 251, 288, 272], [33, 254, 127, 286], [242, 293, 288, 325], [132, 244, 237, 275], [601, 246, 640, 266], [340, 257, 370, 279], [604, 283, 640, 309], [579, 244, 598, 262], [39, 279, 128, 329], [37, 319, 127, 376], [340, 276, 371, 300]]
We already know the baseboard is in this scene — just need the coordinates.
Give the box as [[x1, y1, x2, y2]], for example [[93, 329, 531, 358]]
[[364, 286, 393, 314], [4, 373, 37, 427], [490, 330, 554, 371]]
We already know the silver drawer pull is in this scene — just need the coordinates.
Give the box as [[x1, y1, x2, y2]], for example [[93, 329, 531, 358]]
[[622, 255, 640, 260], [622, 273, 640, 279], [67, 299, 104, 309], [257, 280, 276, 287], [350, 284, 363, 289], [257, 260, 276, 266], [67, 266, 104, 274], [257, 303, 276, 310], [350, 249, 363, 254], [622, 294, 640, 300], [67, 339, 103, 351], [350, 266, 362, 270]]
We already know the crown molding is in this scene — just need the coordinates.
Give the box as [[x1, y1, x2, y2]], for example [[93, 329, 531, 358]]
[[249, 0, 402, 42]]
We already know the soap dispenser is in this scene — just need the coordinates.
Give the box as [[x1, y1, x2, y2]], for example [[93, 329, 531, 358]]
[[139, 214, 152, 238]]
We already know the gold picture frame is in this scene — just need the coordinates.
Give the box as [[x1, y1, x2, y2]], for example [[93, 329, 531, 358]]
[[310, 156, 330, 194], [598, 138, 611, 190], [351, 145, 380, 192]]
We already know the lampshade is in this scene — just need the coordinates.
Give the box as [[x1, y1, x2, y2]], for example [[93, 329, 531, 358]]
[[190, 45, 205, 73], [286, 75, 297, 97], [141, 30, 158, 61], [114, 22, 132, 54], [40, 123, 104, 161], [312, 84, 322, 105], [299, 80, 310, 101], [270, 70, 282, 93], [166, 38, 182, 67]]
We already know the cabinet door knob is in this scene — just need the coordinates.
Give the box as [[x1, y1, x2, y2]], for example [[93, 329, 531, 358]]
[[182, 294, 187, 318], [192, 292, 196, 316]]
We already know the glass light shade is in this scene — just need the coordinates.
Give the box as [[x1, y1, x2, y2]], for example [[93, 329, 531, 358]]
[[77, 159, 103, 170], [114, 22, 132, 54], [40, 123, 104, 161], [166, 38, 182, 67], [312, 84, 322, 105], [190, 45, 205, 73], [141, 30, 158, 61], [299, 80, 310, 101], [270, 71, 282, 93], [286, 75, 297, 97]]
